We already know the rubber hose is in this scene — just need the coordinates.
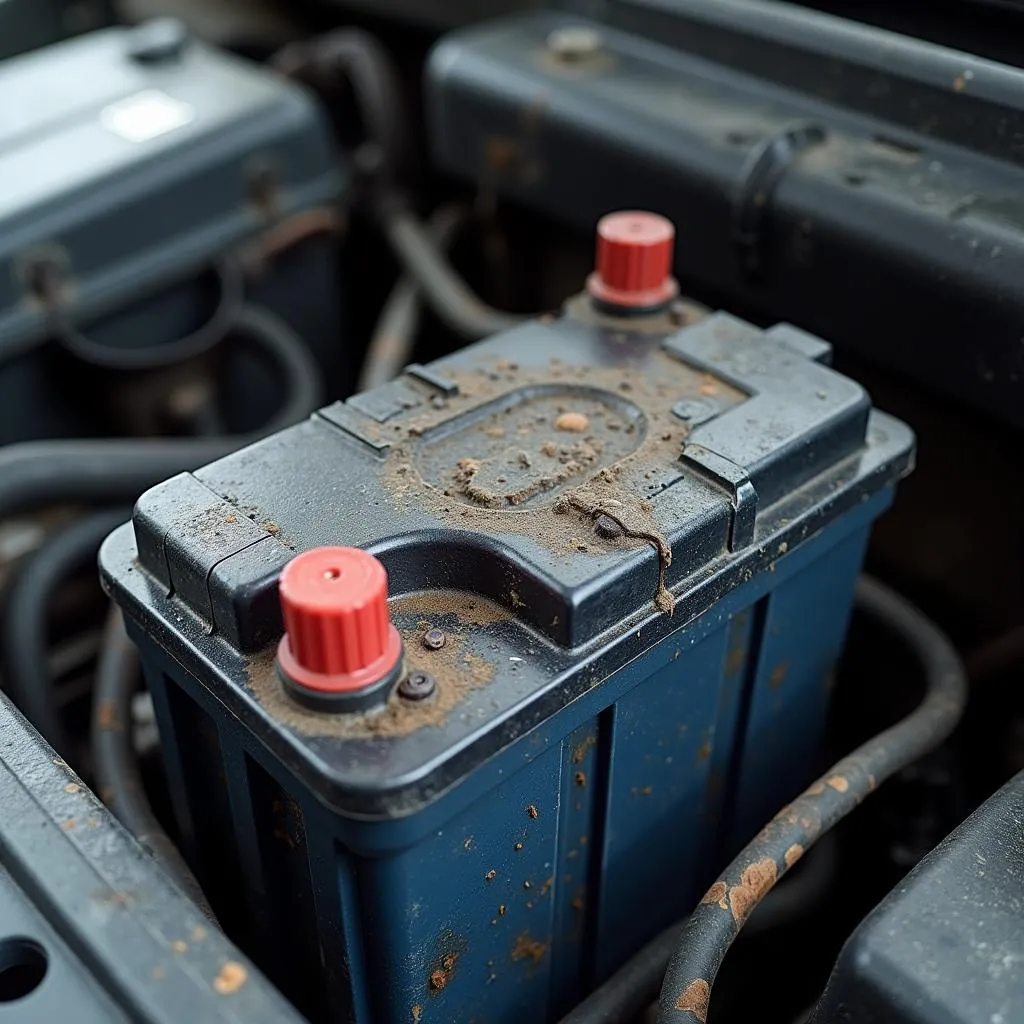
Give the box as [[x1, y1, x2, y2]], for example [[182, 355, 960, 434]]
[[273, 28, 408, 189], [381, 202, 528, 341], [558, 576, 968, 1024], [92, 607, 214, 918], [360, 204, 467, 391], [655, 575, 968, 1024], [0, 304, 323, 520], [1, 508, 129, 751]]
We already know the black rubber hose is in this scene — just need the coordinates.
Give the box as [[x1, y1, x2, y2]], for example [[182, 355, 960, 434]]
[[272, 28, 408, 191], [360, 204, 468, 391], [559, 576, 968, 1024], [92, 607, 214, 918], [42, 255, 245, 372], [1, 508, 129, 751], [0, 304, 323, 520], [380, 200, 528, 341], [655, 575, 968, 1024]]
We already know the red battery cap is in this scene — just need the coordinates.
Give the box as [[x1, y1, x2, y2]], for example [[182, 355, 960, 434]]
[[277, 547, 402, 696], [586, 210, 679, 310]]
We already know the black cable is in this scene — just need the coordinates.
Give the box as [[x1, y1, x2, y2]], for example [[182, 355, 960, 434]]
[[0, 304, 323, 520], [272, 28, 408, 192], [92, 607, 214, 918], [360, 204, 468, 391], [655, 575, 968, 1024], [1, 509, 129, 752], [380, 199, 528, 341], [559, 576, 968, 1024], [40, 256, 244, 372]]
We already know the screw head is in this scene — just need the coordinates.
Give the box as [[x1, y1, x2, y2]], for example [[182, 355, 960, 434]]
[[399, 671, 437, 701], [423, 628, 446, 651], [594, 513, 625, 540]]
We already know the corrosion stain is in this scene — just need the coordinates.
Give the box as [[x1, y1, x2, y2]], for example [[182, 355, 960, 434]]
[[172, 940, 188, 954], [575, 770, 587, 787], [511, 932, 549, 966], [770, 662, 789, 689], [213, 961, 248, 995], [571, 891, 586, 912], [784, 844, 805, 868], [64, 783, 80, 794], [696, 740, 711, 764], [675, 978, 710, 1022], [572, 735, 596, 764], [485, 870, 497, 882], [412, 1005, 423, 1023], [245, 592, 498, 739], [526, 804, 539, 819], [429, 969, 448, 992], [727, 858, 778, 924], [701, 881, 729, 910], [827, 775, 850, 793]]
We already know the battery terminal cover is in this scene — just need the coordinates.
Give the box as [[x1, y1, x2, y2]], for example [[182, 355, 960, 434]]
[[587, 211, 680, 312], [277, 546, 403, 709]]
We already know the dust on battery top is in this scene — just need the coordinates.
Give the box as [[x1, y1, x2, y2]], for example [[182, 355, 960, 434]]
[[106, 210, 911, 799]]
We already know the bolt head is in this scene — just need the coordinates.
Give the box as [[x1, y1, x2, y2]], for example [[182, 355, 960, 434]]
[[399, 671, 437, 701], [423, 628, 446, 651]]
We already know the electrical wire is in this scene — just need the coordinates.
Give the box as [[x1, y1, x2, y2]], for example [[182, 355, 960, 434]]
[[92, 607, 214, 919], [655, 575, 968, 1024], [38, 256, 245, 372], [0, 304, 323, 520], [359, 204, 467, 391], [559, 576, 968, 1024], [271, 28, 409, 192], [380, 199, 528, 341], [1, 508, 130, 752]]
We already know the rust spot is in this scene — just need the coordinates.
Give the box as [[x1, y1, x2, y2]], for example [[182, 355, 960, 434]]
[[539, 876, 555, 897], [511, 932, 549, 965], [430, 969, 448, 991], [192, 926, 207, 942], [728, 858, 778, 924], [96, 699, 120, 732], [64, 783, 80, 794], [701, 881, 729, 910], [827, 775, 850, 793], [485, 869, 496, 882], [785, 844, 805, 868], [515, 842, 524, 851], [62, 819, 76, 830], [631, 785, 653, 797], [726, 644, 746, 675], [172, 940, 188, 954], [696, 740, 711, 764], [224, 514, 237, 524], [574, 770, 587, 787], [555, 412, 590, 432], [770, 662, 789, 689], [442, 953, 458, 972], [526, 804, 539, 819], [572, 736, 596, 764], [412, 1005, 423, 1023], [571, 891, 586, 912], [213, 961, 248, 995], [675, 979, 710, 1022]]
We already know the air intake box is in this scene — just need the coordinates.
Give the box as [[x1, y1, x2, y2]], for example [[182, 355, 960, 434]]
[[101, 222, 913, 1023]]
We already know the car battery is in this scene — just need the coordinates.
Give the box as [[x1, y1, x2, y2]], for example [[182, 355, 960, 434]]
[[101, 212, 914, 1024], [0, 19, 344, 444]]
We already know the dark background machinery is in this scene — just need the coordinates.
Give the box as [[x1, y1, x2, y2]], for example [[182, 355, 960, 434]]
[[0, 1, 1020, 1022]]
